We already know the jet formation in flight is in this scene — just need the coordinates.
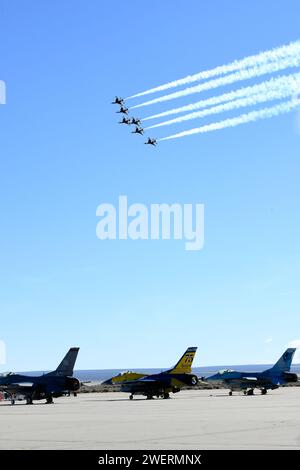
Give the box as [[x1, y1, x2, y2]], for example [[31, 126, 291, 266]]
[[111, 96, 157, 146]]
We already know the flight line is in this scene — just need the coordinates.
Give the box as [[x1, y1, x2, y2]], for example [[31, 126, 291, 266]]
[[0, 346, 298, 405]]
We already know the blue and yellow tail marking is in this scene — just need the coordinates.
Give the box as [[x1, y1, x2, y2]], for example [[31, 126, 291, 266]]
[[167, 347, 197, 374]]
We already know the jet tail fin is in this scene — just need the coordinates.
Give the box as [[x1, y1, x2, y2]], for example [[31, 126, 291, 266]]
[[267, 348, 296, 373], [46, 347, 79, 377], [166, 347, 197, 374]]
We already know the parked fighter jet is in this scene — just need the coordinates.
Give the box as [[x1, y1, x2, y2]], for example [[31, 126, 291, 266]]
[[116, 106, 129, 115], [131, 126, 144, 135], [119, 117, 131, 125], [131, 117, 141, 126], [144, 138, 157, 146], [0, 347, 80, 405], [112, 96, 124, 106], [106, 347, 198, 400], [205, 348, 297, 396]]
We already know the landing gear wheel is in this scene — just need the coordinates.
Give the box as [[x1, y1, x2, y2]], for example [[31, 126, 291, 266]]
[[163, 392, 170, 399], [46, 396, 54, 404], [261, 388, 267, 395], [247, 389, 254, 396], [129, 394, 133, 400], [229, 391, 233, 396]]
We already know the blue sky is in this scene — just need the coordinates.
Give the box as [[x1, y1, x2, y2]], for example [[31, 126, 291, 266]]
[[1, 1, 300, 371]]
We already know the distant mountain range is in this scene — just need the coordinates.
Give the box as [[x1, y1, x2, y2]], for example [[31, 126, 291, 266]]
[[16, 363, 300, 383]]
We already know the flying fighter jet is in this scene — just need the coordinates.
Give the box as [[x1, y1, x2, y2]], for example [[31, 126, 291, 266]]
[[119, 117, 131, 125], [0, 348, 80, 405], [144, 138, 157, 146], [105, 347, 198, 400], [111, 96, 124, 106], [131, 117, 141, 126], [131, 126, 144, 135], [205, 348, 297, 396], [116, 106, 129, 115]]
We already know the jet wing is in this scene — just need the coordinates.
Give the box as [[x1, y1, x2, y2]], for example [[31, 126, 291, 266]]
[[136, 378, 157, 382], [223, 376, 273, 387], [0, 381, 34, 388], [1, 382, 67, 396], [241, 376, 279, 385], [121, 377, 166, 392], [240, 377, 258, 381], [122, 378, 157, 385], [0, 383, 35, 395]]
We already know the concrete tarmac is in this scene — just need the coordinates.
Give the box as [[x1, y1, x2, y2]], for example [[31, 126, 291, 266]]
[[0, 388, 300, 449]]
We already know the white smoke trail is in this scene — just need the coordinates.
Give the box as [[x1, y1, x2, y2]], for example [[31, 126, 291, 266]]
[[126, 40, 300, 99], [131, 55, 300, 109], [158, 100, 300, 141], [145, 73, 300, 129], [143, 73, 300, 121]]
